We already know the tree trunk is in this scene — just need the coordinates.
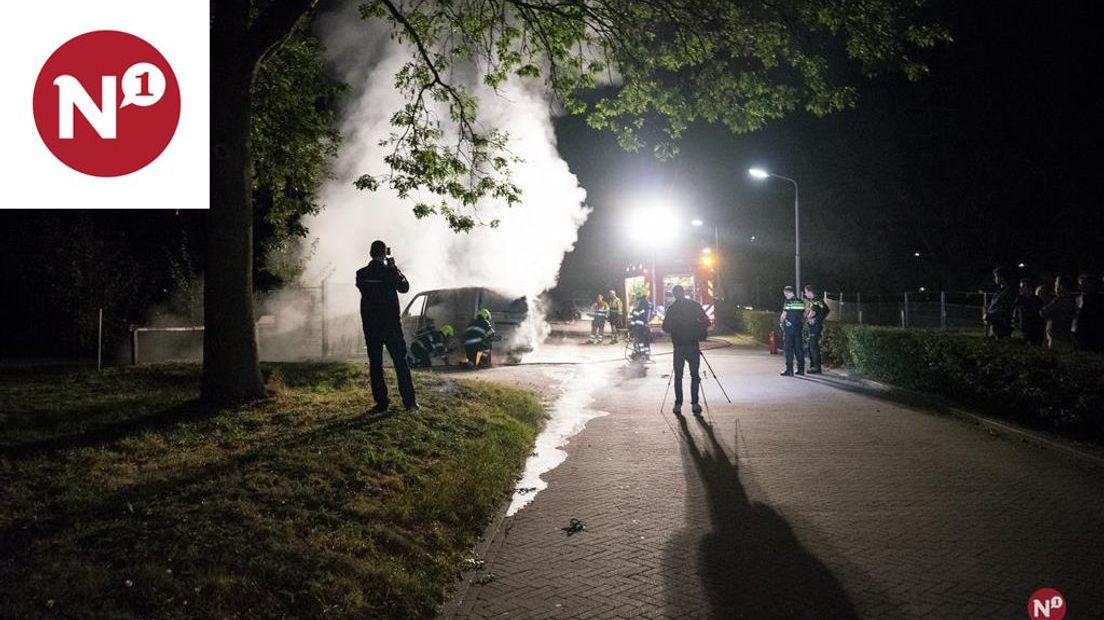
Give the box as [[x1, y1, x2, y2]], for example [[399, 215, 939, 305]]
[[204, 52, 265, 403]]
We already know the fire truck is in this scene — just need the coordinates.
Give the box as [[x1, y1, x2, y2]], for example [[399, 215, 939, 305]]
[[623, 254, 717, 326]]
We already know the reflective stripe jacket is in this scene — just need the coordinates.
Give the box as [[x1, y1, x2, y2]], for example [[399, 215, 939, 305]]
[[413, 328, 448, 355], [781, 298, 805, 328], [808, 299, 830, 324], [464, 316, 495, 345], [629, 301, 651, 326]]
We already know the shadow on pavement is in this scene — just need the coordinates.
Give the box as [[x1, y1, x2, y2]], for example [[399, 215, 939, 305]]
[[798, 372, 950, 412], [664, 415, 859, 619]]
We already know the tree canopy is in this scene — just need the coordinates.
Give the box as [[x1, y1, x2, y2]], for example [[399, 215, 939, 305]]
[[354, 0, 950, 231]]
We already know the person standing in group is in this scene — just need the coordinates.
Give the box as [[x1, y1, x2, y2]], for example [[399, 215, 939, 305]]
[[1041, 276, 1077, 350], [984, 266, 1017, 339], [1073, 274, 1104, 353], [779, 286, 805, 376], [1016, 278, 1046, 346], [587, 293, 609, 344], [662, 284, 710, 416], [356, 240, 417, 413], [628, 292, 653, 360], [607, 289, 624, 344], [803, 284, 830, 373]]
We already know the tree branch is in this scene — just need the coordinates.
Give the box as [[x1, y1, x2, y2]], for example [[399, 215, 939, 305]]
[[248, 0, 321, 64]]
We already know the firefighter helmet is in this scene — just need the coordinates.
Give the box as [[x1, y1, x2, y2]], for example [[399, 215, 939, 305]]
[[441, 324, 454, 338], [478, 308, 492, 322]]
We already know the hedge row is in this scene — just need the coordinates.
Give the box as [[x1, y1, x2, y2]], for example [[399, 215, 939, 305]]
[[727, 308, 1104, 443], [730, 308, 780, 344], [819, 325, 1104, 444]]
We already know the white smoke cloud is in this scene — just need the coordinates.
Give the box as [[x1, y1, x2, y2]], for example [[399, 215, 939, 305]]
[[306, 5, 591, 320]]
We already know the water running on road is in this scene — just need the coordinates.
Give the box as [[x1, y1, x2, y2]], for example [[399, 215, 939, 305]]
[[506, 366, 609, 515]]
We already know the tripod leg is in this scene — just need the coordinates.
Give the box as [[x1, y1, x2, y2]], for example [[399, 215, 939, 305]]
[[659, 371, 674, 415], [699, 351, 732, 403]]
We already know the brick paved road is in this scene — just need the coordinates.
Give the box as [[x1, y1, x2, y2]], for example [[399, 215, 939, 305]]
[[451, 340, 1104, 619]]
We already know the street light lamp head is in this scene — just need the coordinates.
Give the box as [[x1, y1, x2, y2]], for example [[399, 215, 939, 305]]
[[748, 168, 770, 179]]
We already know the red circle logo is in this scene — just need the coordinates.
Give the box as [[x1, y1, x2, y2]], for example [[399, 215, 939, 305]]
[[1027, 588, 1066, 620], [33, 31, 180, 177]]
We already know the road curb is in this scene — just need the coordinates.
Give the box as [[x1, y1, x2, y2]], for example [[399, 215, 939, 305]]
[[835, 372, 1104, 470], [435, 500, 513, 620]]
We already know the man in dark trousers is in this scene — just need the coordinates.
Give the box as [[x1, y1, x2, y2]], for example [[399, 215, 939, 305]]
[[984, 266, 1017, 339], [803, 284, 830, 373], [356, 240, 417, 412], [628, 292, 653, 360], [662, 285, 710, 416], [1074, 274, 1104, 353], [779, 286, 805, 376]]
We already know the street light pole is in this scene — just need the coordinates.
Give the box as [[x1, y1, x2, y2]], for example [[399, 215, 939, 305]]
[[651, 247, 657, 306], [749, 169, 800, 292], [714, 223, 721, 301]]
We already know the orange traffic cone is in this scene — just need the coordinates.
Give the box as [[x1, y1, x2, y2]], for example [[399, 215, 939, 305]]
[[769, 331, 778, 355]]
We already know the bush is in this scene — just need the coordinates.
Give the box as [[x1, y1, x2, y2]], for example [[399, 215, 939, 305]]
[[731, 308, 780, 344], [820, 325, 1104, 444]]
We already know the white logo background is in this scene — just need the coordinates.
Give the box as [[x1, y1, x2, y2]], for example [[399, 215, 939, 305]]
[[0, 2, 209, 209]]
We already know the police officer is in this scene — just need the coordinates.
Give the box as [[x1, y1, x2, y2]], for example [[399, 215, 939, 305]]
[[628, 292, 653, 360], [779, 285, 805, 376], [356, 240, 417, 412], [408, 324, 454, 368], [464, 308, 495, 368], [803, 284, 830, 374]]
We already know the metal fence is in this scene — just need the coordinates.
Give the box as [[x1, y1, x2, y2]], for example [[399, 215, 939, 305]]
[[129, 283, 367, 365], [824, 290, 989, 331]]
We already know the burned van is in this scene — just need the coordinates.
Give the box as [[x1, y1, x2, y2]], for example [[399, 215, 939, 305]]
[[401, 287, 531, 365]]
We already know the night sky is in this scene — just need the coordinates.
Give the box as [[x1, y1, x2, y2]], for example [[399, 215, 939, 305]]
[[554, 0, 1104, 301]]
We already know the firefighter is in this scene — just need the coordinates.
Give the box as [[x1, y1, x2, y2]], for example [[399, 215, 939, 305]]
[[587, 294, 609, 344], [408, 324, 454, 368], [607, 289, 624, 343], [628, 292, 652, 360], [779, 285, 806, 376], [464, 308, 495, 368], [803, 284, 830, 374]]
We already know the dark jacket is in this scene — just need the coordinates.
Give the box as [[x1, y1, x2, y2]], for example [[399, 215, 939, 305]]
[[662, 297, 709, 347], [464, 316, 495, 346], [985, 284, 1018, 328], [781, 298, 805, 328], [808, 298, 830, 325], [1074, 292, 1104, 351], [630, 300, 651, 326], [1041, 294, 1077, 344], [356, 259, 410, 337]]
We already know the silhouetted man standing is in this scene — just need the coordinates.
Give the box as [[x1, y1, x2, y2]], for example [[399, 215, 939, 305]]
[[662, 284, 710, 416], [356, 240, 417, 412]]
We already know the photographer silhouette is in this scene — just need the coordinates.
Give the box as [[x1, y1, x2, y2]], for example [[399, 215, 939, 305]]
[[356, 240, 418, 412]]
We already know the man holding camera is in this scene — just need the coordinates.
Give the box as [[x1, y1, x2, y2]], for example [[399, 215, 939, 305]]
[[662, 285, 710, 416], [356, 240, 418, 412]]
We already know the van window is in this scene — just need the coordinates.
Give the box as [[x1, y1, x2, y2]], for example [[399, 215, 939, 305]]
[[403, 293, 427, 320]]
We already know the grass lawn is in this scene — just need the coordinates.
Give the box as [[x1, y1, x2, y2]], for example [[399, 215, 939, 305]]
[[0, 363, 544, 619]]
